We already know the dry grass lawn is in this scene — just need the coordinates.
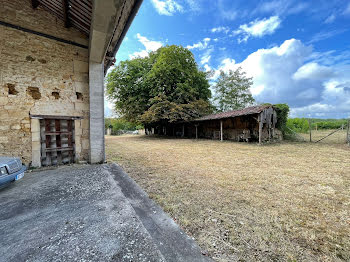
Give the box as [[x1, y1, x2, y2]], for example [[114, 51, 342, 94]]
[[106, 135, 350, 261]]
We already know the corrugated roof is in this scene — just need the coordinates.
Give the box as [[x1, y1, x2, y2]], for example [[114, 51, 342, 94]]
[[195, 105, 271, 121], [37, 0, 92, 35]]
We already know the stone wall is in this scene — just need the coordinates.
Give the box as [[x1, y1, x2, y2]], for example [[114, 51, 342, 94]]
[[0, 0, 90, 165]]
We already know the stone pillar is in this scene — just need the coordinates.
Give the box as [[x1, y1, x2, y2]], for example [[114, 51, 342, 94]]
[[89, 62, 105, 163], [31, 119, 41, 167]]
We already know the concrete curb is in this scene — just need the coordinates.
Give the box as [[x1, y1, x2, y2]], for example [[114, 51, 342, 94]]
[[109, 163, 212, 262]]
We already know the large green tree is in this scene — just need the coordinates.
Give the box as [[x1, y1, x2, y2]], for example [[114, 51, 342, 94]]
[[106, 45, 212, 125], [214, 67, 255, 112]]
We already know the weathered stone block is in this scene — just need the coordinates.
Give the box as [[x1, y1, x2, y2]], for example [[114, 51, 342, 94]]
[[82, 139, 89, 150], [31, 119, 40, 132], [0, 137, 9, 143], [11, 124, 21, 130], [73, 60, 88, 73], [31, 131, 40, 142], [32, 141, 41, 151], [0, 97, 8, 105], [75, 126, 82, 135], [81, 119, 89, 130], [72, 73, 89, 83], [75, 101, 89, 111], [31, 150, 41, 167], [8, 111, 28, 119], [75, 81, 89, 94], [21, 119, 30, 124], [4, 105, 18, 110]]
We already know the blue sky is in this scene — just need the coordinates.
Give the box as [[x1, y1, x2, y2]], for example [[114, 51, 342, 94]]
[[105, 0, 350, 119]]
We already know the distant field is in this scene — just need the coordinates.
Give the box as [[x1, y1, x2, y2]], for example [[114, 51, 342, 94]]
[[106, 135, 350, 262]]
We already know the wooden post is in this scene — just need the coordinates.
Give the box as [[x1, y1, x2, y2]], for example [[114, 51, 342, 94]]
[[258, 114, 262, 144], [195, 124, 198, 139], [220, 120, 223, 141], [308, 119, 312, 142], [182, 124, 185, 138], [347, 119, 350, 146]]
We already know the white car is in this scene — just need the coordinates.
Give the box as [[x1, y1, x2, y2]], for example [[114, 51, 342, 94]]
[[0, 157, 26, 186]]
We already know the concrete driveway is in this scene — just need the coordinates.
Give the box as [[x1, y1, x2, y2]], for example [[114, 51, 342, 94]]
[[0, 164, 211, 262]]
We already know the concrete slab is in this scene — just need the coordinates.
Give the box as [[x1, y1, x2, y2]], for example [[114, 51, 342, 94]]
[[0, 164, 212, 261], [0, 165, 164, 261]]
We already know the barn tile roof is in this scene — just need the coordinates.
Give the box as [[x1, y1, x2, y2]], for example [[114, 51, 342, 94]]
[[195, 105, 271, 121]]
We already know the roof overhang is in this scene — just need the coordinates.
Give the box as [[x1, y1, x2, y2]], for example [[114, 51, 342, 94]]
[[88, 0, 143, 74]]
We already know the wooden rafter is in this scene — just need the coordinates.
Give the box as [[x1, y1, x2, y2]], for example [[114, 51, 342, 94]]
[[62, 0, 71, 28]]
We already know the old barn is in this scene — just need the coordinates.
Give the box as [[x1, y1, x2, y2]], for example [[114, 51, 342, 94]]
[[152, 105, 282, 143]]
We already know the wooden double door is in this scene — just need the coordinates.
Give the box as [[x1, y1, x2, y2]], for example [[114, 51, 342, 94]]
[[40, 119, 75, 166]]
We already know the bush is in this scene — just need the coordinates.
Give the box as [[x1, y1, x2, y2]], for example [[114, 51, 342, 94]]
[[311, 119, 347, 130], [286, 118, 309, 133], [273, 104, 290, 134]]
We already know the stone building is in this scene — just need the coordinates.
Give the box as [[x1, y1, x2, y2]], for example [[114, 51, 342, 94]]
[[0, 0, 142, 166]]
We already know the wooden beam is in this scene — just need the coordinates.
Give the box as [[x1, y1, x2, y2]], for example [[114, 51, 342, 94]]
[[32, 0, 39, 9], [182, 124, 185, 138], [62, 0, 71, 28], [220, 120, 223, 141], [195, 124, 198, 139], [258, 114, 262, 144]]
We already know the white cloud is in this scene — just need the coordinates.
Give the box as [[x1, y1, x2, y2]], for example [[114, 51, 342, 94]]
[[211, 26, 230, 34], [233, 16, 281, 43], [290, 103, 336, 118], [186, 38, 211, 50], [129, 34, 163, 59], [212, 58, 237, 79], [308, 29, 346, 44], [151, 0, 183, 16], [204, 64, 211, 72], [201, 55, 211, 65], [253, 0, 308, 16], [344, 3, 350, 15], [217, 0, 238, 20], [200, 48, 214, 65], [293, 63, 334, 81], [325, 14, 336, 24], [185, 0, 201, 12], [212, 38, 350, 118]]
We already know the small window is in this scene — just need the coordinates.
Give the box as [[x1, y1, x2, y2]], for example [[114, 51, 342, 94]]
[[76, 92, 83, 101], [52, 91, 60, 99], [27, 87, 41, 100], [7, 84, 18, 95]]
